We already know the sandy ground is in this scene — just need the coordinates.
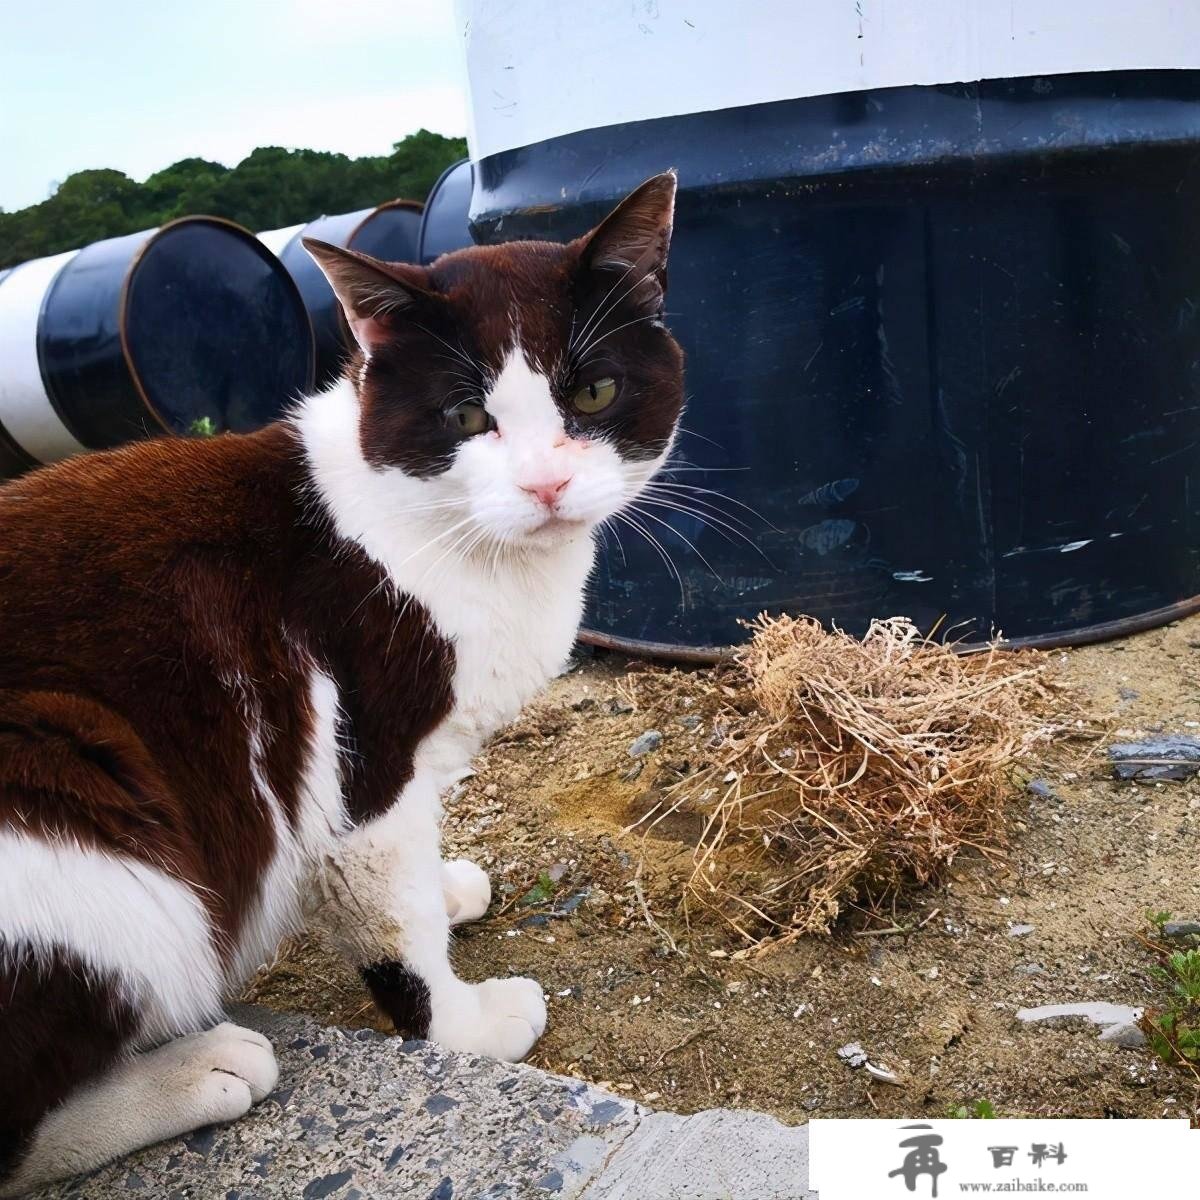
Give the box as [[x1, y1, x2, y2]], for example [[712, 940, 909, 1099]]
[[246, 617, 1200, 1124]]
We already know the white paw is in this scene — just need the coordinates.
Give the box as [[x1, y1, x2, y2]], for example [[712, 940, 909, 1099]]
[[150, 1022, 279, 1124], [442, 858, 492, 925], [430, 977, 547, 1062]]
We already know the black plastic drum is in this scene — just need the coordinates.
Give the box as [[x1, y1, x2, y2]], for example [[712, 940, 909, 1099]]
[[0, 218, 314, 474], [417, 159, 474, 265], [471, 69, 1200, 656], [265, 200, 423, 387]]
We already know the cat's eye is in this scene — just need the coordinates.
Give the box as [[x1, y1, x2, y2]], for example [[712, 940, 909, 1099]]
[[571, 377, 617, 415], [450, 401, 493, 436]]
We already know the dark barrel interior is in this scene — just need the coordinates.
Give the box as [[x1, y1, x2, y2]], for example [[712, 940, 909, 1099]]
[[351, 199, 422, 262], [418, 159, 473, 264], [38, 219, 313, 447], [472, 69, 1200, 655]]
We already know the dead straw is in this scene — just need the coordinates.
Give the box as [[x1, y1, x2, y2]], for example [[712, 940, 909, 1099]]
[[633, 614, 1067, 952]]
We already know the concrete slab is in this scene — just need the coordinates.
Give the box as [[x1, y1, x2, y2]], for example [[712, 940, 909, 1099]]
[[35, 1006, 811, 1200]]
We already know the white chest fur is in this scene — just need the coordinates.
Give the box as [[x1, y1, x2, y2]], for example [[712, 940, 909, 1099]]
[[414, 535, 593, 787], [297, 380, 596, 797]]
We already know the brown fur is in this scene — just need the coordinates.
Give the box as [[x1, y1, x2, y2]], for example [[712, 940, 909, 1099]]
[[0, 427, 455, 947]]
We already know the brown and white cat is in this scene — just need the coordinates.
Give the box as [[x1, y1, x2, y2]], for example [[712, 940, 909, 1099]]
[[0, 172, 683, 1194]]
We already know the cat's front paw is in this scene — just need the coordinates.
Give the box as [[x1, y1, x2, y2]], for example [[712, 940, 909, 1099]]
[[442, 858, 492, 925], [149, 1022, 279, 1124], [430, 977, 547, 1061]]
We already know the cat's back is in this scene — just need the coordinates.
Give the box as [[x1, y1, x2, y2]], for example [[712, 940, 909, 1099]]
[[0, 424, 300, 565], [0, 424, 305, 694]]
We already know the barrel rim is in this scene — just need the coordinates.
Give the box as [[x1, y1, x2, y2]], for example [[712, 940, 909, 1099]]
[[348, 196, 425, 260], [0, 413, 39, 474], [118, 214, 317, 433], [300, 198, 423, 372], [347, 195, 425, 251], [578, 592, 1200, 664]]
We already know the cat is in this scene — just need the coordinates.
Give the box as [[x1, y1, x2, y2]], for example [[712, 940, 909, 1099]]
[[0, 171, 683, 1195]]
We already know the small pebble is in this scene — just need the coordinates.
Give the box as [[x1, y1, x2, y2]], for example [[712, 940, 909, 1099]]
[[1162, 920, 1200, 939], [837, 1042, 868, 1069], [628, 731, 663, 757]]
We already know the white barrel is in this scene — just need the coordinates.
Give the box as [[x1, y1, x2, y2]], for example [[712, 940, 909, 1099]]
[[258, 201, 424, 387], [0, 220, 315, 480], [459, 0, 1200, 161], [455, 0, 1200, 659], [258, 223, 307, 258], [0, 251, 87, 467]]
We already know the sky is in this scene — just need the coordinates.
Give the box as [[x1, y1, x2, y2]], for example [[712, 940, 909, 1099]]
[[0, 0, 468, 212]]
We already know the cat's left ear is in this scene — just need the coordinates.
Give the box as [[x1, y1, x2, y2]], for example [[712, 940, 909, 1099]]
[[576, 170, 677, 315], [303, 239, 437, 354]]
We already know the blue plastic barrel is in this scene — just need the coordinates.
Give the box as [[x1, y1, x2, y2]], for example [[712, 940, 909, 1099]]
[[260, 199, 423, 387], [459, 2, 1200, 656], [0, 217, 314, 476], [417, 159, 474, 265]]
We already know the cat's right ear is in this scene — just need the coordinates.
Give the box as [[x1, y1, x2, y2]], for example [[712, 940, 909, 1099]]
[[303, 239, 436, 355]]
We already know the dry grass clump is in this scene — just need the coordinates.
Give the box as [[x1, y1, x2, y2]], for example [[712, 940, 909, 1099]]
[[642, 615, 1065, 950]]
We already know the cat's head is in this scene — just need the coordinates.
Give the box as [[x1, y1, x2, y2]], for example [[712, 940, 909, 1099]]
[[304, 172, 683, 550]]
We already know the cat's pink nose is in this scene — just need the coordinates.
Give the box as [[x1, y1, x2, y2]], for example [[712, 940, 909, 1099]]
[[520, 477, 572, 509]]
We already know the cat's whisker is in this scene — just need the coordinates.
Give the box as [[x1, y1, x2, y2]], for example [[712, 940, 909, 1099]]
[[597, 517, 628, 568], [395, 498, 471, 513], [612, 511, 686, 608], [674, 423, 727, 452], [572, 299, 657, 367], [639, 488, 777, 558], [645, 480, 778, 529], [568, 257, 643, 355], [412, 323, 479, 376], [627, 504, 725, 585], [634, 496, 765, 559], [570, 266, 658, 364], [389, 513, 480, 574], [384, 519, 489, 654], [658, 463, 752, 474], [642, 486, 779, 541], [641, 484, 755, 531]]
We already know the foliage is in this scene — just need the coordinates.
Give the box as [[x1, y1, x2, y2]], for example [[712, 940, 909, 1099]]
[[518, 871, 559, 908], [1144, 948, 1200, 1067], [1139, 911, 1200, 1094], [1147, 909, 1174, 936], [188, 416, 217, 438], [946, 1098, 998, 1119], [0, 130, 465, 269]]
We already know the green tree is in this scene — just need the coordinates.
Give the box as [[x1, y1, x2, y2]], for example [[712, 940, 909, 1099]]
[[0, 130, 466, 269]]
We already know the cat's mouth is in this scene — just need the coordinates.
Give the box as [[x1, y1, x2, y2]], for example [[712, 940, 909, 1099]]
[[526, 513, 590, 537]]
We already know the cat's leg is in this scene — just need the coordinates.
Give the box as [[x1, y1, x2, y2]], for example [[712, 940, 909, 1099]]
[[2, 1023, 277, 1196], [1, 816, 276, 1194], [314, 773, 545, 1062], [442, 857, 492, 925]]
